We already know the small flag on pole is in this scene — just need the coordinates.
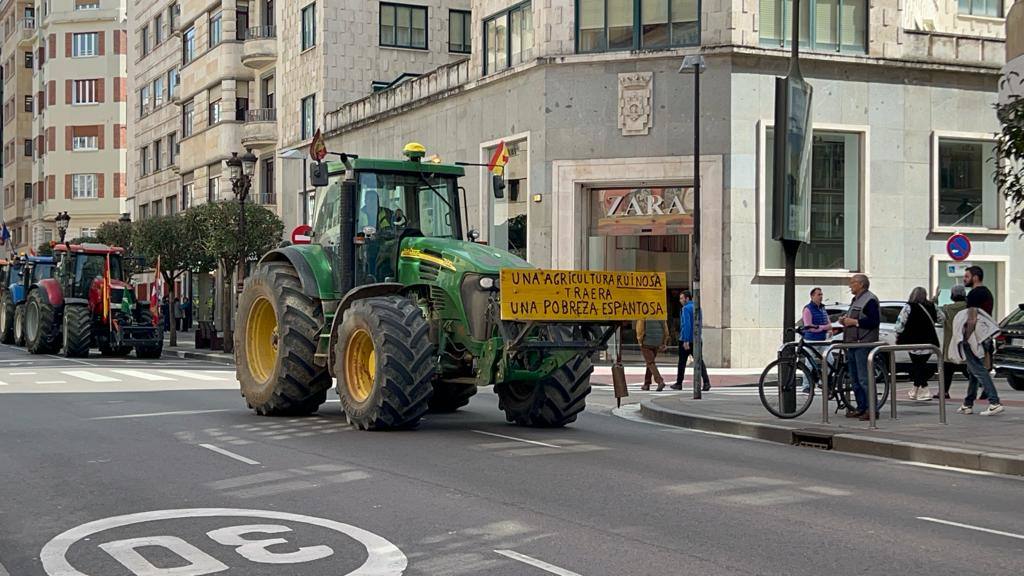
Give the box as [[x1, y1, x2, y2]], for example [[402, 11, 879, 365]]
[[487, 141, 510, 176]]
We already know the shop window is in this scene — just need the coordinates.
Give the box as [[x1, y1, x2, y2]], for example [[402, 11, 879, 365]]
[[934, 137, 1000, 231], [958, 0, 1001, 17], [484, 2, 532, 75], [760, 0, 867, 53], [577, 0, 697, 53], [764, 128, 862, 271], [380, 3, 427, 49], [487, 139, 528, 260]]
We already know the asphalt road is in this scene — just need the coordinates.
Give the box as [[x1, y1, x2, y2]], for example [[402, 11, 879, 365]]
[[1, 342, 1022, 576]]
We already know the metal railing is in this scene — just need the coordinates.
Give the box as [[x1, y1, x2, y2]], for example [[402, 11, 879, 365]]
[[246, 25, 276, 40], [245, 108, 276, 122], [820, 341, 886, 424], [867, 344, 946, 429]]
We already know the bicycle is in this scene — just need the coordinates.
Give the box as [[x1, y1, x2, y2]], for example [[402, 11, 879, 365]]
[[757, 327, 891, 419]]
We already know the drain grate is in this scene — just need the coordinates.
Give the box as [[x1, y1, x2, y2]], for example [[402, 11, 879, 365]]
[[792, 428, 835, 450]]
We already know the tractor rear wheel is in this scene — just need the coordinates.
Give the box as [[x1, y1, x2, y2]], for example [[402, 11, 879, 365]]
[[428, 382, 478, 413], [496, 354, 593, 427], [0, 292, 14, 344], [63, 305, 93, 358], [335, 296, 435, 430], [13, 304, 25, 346], [236, 263, 330, 416], [25, 289, 61, 355], [134, 308, 163, 359]]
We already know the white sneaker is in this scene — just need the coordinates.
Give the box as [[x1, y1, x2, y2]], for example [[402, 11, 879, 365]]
[[980, 404, 1005, 416], [908, 388, 919, 400], [956, 405, 973, 415], [917, 387, 931, 401]]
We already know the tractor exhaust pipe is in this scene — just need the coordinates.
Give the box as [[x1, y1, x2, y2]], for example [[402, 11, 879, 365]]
[[338, 177, 357, 295]]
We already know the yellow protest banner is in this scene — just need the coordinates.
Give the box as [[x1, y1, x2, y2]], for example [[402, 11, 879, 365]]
[[500, 269, 668, 321]]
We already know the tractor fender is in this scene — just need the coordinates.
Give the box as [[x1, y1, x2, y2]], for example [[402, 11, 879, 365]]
[[259, 245, 335, 300], [327, 283, 405, 370], [35, 278, 64, 309]]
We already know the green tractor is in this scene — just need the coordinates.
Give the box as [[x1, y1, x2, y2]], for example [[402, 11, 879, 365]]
[[236, 143, 619, 430]]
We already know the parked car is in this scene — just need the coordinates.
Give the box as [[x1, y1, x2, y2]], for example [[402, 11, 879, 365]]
[[993, 303, 1024, 391]]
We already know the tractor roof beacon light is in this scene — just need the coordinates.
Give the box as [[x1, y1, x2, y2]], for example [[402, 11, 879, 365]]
[[403, 142, 426, 162]]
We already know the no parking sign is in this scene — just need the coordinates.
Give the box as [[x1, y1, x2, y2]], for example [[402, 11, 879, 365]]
[[946, 233, 971, 262]]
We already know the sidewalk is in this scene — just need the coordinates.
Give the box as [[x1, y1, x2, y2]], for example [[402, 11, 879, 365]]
[[163, 329, 234, 365], [640, 378, 1024, 476]]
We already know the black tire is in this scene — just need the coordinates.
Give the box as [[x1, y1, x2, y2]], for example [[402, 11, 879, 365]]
[[496, 352, 593, 428], [25, 289, 61, 354], [134, 308, 164, 359], [236, 263, 330, 416], [63, 305, 93, 358], [0, 292, 14, 344], [428, 382, 478, 413], [13, 304, 25, 346], [335, 296, 435, 430], [758, 357, 816, 419], [1008, 373, 1024, 391], [837, 354, 891, 412], [100, 344, 133, 357]]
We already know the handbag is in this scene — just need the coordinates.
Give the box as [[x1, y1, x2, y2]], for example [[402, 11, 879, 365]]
[[611, 326, 628, 407]]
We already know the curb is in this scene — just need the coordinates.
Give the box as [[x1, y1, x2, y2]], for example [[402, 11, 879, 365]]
[[171, 349, 235, 365], [639, 400, 1024, 477]]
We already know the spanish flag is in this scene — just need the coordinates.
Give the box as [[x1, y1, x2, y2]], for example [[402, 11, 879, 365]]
[[487, 141, 510, 176], [102, 253, 111, 326]]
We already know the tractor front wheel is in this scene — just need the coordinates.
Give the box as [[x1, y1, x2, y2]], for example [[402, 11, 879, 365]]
[[134, 308, 164, 359], [236, 263, 330, 416], [496, 354, 593, 427], [335, 296, 435, 430], [25, 289, 61, 354], [0, 292, 15, 344], [63, 305, 93, 358], [13, 304, 25, 346]]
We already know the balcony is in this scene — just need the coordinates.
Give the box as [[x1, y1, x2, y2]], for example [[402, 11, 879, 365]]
[[241, 108, 277, 148], [242, 26, 276, 69], [18, 17, 36, 45]]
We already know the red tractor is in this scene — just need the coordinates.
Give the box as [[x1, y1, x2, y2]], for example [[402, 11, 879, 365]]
[[26, 243, 163, 358]]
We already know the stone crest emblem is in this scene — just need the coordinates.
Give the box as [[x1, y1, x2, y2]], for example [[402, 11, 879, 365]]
[[618, 72, 653, 136]]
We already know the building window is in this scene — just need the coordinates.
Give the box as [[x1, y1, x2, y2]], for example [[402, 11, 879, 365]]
[[261, 158, 275, 204], [139, 85, 150, 117], [182, 99, 195, 136], [168, 67, 179, 98], [166, 195, 177, 215], [24, 139, 32, 156], [75, 0, 99, 10], [301, 94, 315, 140], [449, 9, 470, 53], [72, 79, 98, 104], [73, 134, 97, 151], [24, 183, 32, 199], [301, 3, 316, 50], [484, 2, 532, 75], [140, 146, 150, 176], [72, 174, 98, 199], [168, 132, 178, 165], [209, 99, 222, 125], [380, 3, 427, 49], [208, 176, 220, 202], [24, 95, 32, 112], [935, 137, 1000, 230], [72, 32, 99, 57], [140, 203, 149, 219], [181, 182, 193, 209], [764, 128, 862, 271], [24, 51, 32, 68], [141, 24, 150, 55], [153, 139, 162, 171], [209, 11, 223, 47], [759, 0, 867, 52], [182, 25, 196, 64], [153, 76, 165, 106], [236, 1, 249, 40], [577, 0, 698, 53], [154, 13, 164, 44], [262, 74, 275, 108], [169, 3, 180, 31], [153, 201, 162, 217], [959, 0, 1002, 17]]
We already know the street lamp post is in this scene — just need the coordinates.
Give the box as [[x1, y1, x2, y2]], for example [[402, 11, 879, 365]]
[[680, 54, 706, 400], [55, 211, 71, 244], [227, 149, 258, 294]]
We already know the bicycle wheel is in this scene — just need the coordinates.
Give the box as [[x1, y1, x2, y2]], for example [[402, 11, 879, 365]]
[[838, 354, 891, 413], [758, 357, 815, 419]]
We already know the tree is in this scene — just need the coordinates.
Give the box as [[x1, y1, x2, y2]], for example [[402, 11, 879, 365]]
[[96, 220, 141, 281], [188, 201, 284, 351], [994, 76, 1024, 234], [36, 242, 53, 256]]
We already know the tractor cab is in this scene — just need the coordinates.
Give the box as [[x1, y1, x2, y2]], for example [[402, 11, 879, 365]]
[[54, 243, 126, 304]]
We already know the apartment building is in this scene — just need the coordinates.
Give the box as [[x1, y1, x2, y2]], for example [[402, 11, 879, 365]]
[[306, 0, 1022, 367], [0, 0, 126, 254]]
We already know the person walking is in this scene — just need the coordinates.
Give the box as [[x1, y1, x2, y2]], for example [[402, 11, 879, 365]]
[[672, 290, 710, 391], [839, 274, 880, 420], [955, 266, 1004, 416], [894, 287, 940, 401], [635, 316, 670, 391], [935, 285, 969, 399], [183, 297, 193, 331], [800, 287, 831, 393], [173, 297, 184, 331], [161, 296, 170, 331]]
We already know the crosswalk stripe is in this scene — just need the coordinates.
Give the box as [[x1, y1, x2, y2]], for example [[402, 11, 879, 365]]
[[160, 370, 229, 381], [111, 369, 175, 381], [62, 370, 120, 383]]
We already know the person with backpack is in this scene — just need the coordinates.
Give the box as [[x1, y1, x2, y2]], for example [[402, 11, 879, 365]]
[[894, 287, 940, 400]]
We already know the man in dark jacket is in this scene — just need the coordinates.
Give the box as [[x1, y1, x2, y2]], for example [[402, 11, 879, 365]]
[[840, 274, 880, 420]]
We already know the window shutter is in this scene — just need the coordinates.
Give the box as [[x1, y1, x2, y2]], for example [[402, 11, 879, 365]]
[[98, 31, 105, 55], [839, 0, 866, 48], [672, 0, 698, 23], [608, 0, 633, 28], [815, 0, 837, 48], [760, 0, 778, 42]]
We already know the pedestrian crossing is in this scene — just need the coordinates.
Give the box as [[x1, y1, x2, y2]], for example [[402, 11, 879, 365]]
[[0, 368, 235, 386], [661, 475, 852, 506]]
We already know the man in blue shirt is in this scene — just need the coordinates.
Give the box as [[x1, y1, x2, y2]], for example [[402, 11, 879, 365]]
[[672, 290, 710, 391]]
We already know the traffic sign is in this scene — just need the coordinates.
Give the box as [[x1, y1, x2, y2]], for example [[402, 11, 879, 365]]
[[291, 224, 313, 245], [946, 233, 971, 262]]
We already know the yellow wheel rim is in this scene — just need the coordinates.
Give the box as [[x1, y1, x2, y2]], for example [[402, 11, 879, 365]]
[[246, 297, 279, 384], [345, 329, 376, 403]]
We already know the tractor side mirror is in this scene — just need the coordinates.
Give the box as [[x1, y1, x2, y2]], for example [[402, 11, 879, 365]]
[[492, 174, 505, 199], [309, 161, 329, 187]]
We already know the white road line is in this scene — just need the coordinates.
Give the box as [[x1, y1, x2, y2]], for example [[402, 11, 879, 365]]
[[901, 461, 996, 477], [471, 430, 560, 449], [37, 380, 67, 384], [8, 371, 35, 375], [198, 443, 261, 466], [89, 409, 231, 420], [62, 370, 121, 383], [494, 550, 582, 576], [0, 381, 6, 386], [111, 369, 175, 381], [47, 355, 96, 366], [917, 517, 1024, 541], [160, 369, 229, 381], [0, 558, 9, 576]]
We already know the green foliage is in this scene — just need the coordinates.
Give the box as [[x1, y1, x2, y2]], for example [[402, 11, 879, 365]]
[[96, 220, 142, 281], [994, 82, 1024, 234], [134, 214, 212, 283], [187, 201, 284, 270], [36, 242, 53, 256]]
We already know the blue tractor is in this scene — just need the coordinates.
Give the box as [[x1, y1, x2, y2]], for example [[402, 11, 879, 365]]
[[0, 256, 56, 346]]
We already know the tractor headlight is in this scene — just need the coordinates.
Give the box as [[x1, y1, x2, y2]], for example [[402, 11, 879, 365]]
[[479, 276, 497, 290]]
